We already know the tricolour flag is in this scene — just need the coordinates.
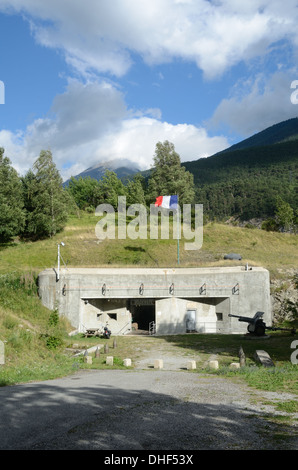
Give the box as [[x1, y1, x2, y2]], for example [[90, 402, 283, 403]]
[[155, 195, 178, 210]]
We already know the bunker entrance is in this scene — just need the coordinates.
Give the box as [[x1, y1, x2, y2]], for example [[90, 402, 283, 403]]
[[130, 299, 155, 333]]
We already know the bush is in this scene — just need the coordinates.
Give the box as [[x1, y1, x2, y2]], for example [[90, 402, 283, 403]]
[[40, 309, 65, 350], [261, 218, 279, 232]]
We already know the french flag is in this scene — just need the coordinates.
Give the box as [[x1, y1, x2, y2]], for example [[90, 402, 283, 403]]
[[155, 195, 178, 210]]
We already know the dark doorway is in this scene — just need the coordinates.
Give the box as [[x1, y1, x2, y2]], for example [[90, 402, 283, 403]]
[[130, 301, 155, 331]]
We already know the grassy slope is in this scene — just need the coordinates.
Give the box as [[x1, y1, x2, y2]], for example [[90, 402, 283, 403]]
[[1, 213, 297, 275]]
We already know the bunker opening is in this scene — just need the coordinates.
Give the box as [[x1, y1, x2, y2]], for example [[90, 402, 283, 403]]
[[129, 299, 155, 333]]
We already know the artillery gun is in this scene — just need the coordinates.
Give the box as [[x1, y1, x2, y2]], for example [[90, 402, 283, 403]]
[[228, 311, 296, 337]]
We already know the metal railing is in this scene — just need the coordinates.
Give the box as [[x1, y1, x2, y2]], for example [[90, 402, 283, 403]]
[[117, 322, 132, 335], [149, 321, 156, 335]]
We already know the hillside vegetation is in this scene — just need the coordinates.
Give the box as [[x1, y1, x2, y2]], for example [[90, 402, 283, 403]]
[[1, 212, 297, 275], [184, 139, 298, 221]]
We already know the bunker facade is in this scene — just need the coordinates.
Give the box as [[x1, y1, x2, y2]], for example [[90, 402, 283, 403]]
[[38, 266, 271, 336]]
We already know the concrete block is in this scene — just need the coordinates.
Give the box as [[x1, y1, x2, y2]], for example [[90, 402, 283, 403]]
[[229, 362, 240, 369], [154, 359, 163, 369], [123, 358, 132, 367], [254, 350, 274, 367], [106, 356, 114, 366], [187, 360, 196, 370], [208, 360, 219, 370], [84, 355, 92, 364]]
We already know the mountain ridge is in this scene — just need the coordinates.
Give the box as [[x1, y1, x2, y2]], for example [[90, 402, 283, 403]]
[[64, 158, 140, 185], [66, 117, 298, 184], [215, 117, 298, 154]]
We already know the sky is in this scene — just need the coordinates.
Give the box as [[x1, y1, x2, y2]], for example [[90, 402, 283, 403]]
[[0, 0, 298, 182]]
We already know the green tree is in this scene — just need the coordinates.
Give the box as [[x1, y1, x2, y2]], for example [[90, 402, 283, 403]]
[[67, 176, 102, 210], [0, 148, 25, 242], [25, 150, 69, 238], [147, 141, 195, 205], [275, 196, 294, 231], [126, 174, 146, 206], [99, 170, 127, 209]]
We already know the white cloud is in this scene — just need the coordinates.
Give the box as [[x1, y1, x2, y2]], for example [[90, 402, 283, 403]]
[[1, 0, 297, 179], [210, 70, 298, 136], [1, 0, 298, 78], [90, 117, 229, 171], [1, 80, 229, 181]]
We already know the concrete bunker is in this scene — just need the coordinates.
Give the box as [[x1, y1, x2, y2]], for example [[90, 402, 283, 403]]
[[38, 266, 272, 336], [79, 296, 230, 335]]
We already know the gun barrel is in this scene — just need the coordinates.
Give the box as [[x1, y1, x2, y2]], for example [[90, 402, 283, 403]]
[[228, 314, 255, 323]]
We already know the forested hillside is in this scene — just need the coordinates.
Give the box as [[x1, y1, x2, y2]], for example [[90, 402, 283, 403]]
[[183, 138, 298, 222]]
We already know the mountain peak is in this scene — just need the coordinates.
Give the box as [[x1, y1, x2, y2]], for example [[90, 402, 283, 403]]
[[64, 158, 140, 185], [86, 158, 140, 172]]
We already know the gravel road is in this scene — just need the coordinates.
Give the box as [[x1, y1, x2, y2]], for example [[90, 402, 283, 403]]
[[0, 349, 297, 451]]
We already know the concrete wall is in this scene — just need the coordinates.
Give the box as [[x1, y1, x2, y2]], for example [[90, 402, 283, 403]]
[[38, 266, 272, 335], [80, 299, 131, 335], [155, 298, 217, 335]]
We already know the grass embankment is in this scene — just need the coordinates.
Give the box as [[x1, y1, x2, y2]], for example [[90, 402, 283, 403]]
[[0, 212, 297, 273], [0, 212, 297, 391]]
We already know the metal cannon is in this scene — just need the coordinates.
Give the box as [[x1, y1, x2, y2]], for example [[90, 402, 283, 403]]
[[229, 311, 266, 336], [228, 311, 296, 337]]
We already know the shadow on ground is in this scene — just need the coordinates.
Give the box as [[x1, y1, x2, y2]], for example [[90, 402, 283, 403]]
[[0, 369, 295, 450]]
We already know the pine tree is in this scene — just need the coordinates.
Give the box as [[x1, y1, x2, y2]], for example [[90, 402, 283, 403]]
[[67, 176, 102, 210], [0, 148, 25, 242], [25, 150, 69, 238], [275, 196, 294, 232], [99, 170, 127, 209], [147, 141, 195, 205], [126, 174, 146, 206]]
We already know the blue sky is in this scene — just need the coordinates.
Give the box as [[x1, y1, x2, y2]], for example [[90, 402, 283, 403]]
[[0, 1, 297, 181]]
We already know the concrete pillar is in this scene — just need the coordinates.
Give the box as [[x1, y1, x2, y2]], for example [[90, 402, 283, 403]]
[[123, 358, 132, 367], [239, 346, 246, 367], [154, 359, 163, 369], [84, 355, 92, 364], [106, 356, 114, 366], [229, 362, 240, 369], [208, 360, 219, 370], [187, 360, 196, 370]]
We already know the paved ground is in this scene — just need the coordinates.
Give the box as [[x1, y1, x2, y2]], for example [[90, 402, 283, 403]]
[[0, 342, 297, 451]]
